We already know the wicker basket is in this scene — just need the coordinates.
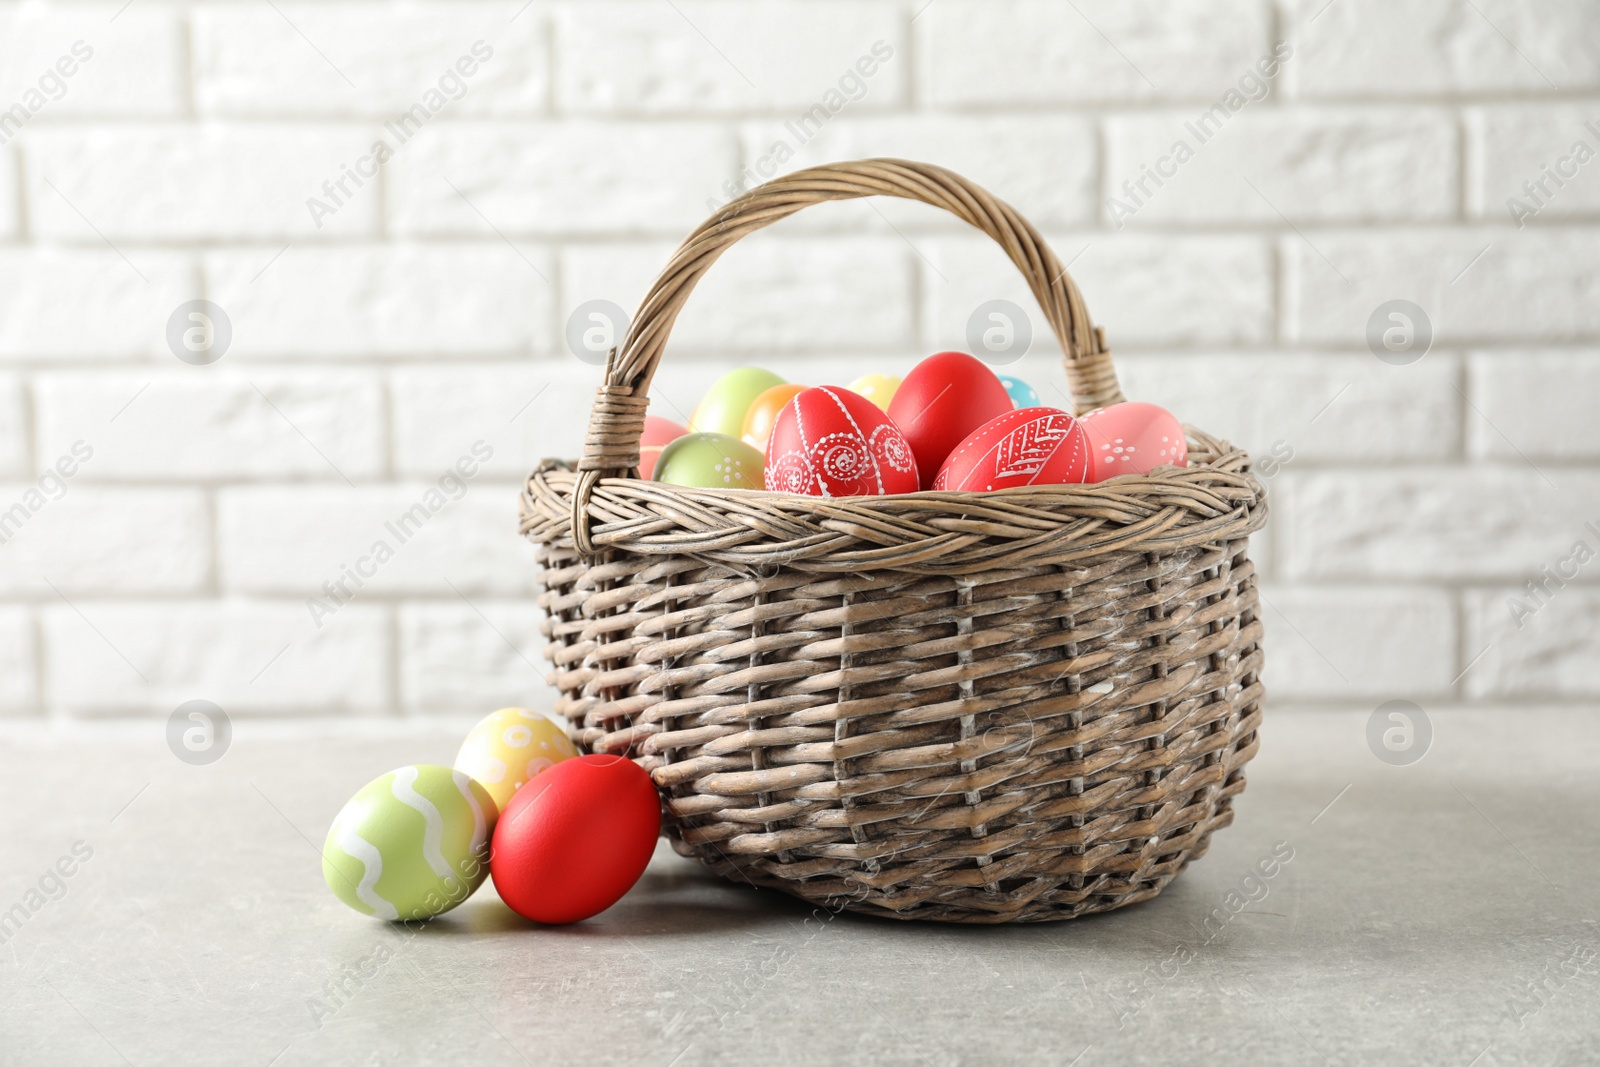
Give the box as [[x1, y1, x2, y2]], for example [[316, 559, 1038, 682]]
[[521, 159, 1267, 923]]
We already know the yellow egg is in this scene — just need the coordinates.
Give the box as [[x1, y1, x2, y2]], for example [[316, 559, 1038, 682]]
[[848, 373, 902, 411], [453, 707, 579, 812]]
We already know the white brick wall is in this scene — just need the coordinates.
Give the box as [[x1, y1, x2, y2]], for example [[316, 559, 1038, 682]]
[[1, 0, 1596, 726]]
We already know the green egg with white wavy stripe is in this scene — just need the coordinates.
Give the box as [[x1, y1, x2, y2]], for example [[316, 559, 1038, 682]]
[[322, 765, 497, 922]]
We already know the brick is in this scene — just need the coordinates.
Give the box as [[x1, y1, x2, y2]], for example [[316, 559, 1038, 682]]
[[0, 607, 36, 715], [562, 238, 914, 354], [0, 487, 209, 595], [1289, 229, 1600, 345], [399, 602, 549, 714], [555, 1, 906, 114], [1287, 0, 1600, 97], [391, 355, 917, 480], [392, 363, 595, 480], [1465, 588, 1600, 698], [736, 115, 1098, 231], [0, 250, 194, 360], [0, 375, 26, 477], [0, 5, 184, 117], [203, 245, 554, 358], [388, 123, 736, 237], [1478, 105, 1600, 224], [1102, 352, 1462, 462], [919, 0, 1270, 106], [1259, 585, 1457, 699], [34, 371, 386, 481], [26, 126, 379, 240], [1277, 469, 1600, 580], [1467, 351, 1600, 459], [217, 485, 534, 597], [40, 601, 390, 715], [924, 233, 1275, 350], [1105, 109, 1457, 225], [193, 6, 547, 117]]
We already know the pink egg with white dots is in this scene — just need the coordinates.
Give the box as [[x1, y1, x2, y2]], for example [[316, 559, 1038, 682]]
[[453, 707, 579, 812], [1078, 402, 1188, 482]]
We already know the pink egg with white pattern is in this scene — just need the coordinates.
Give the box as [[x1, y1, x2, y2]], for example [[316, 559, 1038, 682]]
[[764, 386, 919, 497], [1078, 402, 1188, 481], [933, 407, 1091, 491]]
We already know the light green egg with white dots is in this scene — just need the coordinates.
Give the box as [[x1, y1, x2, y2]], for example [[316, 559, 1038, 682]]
[[322, 765, 497, 922]]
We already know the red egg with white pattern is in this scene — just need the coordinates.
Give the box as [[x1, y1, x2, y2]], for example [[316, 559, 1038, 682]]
[[1077, 402, 1188, 482], [764, 386, 919, 497], [887, 352, 1014, 490], [933, 407, 1091, 491]]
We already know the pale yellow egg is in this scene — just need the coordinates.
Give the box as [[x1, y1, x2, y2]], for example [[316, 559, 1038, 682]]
[[453, 707, 579, 812], [848, 373, 902, 411]]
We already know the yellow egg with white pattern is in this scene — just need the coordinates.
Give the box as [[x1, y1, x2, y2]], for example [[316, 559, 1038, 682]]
[[453, 707, 579, 812]]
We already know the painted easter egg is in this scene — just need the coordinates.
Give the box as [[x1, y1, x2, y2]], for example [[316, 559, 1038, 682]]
[[764, 386, 919, 497], [1078, 402, 1189, 482], [933, 407, 1091, 491], [998, 375, 1040, 409], [639, 415, 688, 479], [654, 432, 764, 489], [322, 765, 496, 922], [490, 754, 662, 924], [740, 383, 807, 451], [887, 352, 1014, 490], [848, 373, 902, 411], [453, 707, 579, 814], [688, 367, 786, 438]]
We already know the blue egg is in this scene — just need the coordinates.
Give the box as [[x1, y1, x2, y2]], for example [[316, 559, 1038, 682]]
[[998, 375, 1039, 409]]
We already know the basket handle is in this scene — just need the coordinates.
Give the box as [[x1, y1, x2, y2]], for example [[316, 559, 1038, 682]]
[[570, 157, 1125, 554]]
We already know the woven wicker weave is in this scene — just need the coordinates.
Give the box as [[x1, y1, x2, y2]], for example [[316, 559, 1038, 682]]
[[521, 159, 1267, 923]]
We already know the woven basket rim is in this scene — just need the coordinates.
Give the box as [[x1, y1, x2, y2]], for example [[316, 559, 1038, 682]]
[[522, 424, 1266, 575]]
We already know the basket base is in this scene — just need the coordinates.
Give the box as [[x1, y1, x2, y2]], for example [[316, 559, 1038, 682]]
[[665, 793, 1237, 924]]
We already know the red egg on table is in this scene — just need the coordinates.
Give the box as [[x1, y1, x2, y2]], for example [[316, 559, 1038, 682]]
[[1078, 402, 1188, 482], [740, 383, 807, 451], [933, 407, 1091, 491], [639, 415, 688, 479], [765, 386, 919, 497], [489, 754, 661, 925], [887, 351, 1014, 490]]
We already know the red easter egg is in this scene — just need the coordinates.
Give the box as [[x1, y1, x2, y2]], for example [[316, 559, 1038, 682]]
[[887, 352, 1014, 489], [933, 407, 1091, 491], [489, 753, 661, 924], [1078, 402, 1188, 482], [765, 386, 919, 496], [639, 415, 688, 479]]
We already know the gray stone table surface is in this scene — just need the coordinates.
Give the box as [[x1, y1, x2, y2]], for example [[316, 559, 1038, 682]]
[[1, 708, 1597, 1066]]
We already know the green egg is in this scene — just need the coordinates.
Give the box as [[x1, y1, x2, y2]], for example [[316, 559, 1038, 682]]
[[688, 367, 786, 438], [322, 765, 497, 922], [654, 432, 765, 490]]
